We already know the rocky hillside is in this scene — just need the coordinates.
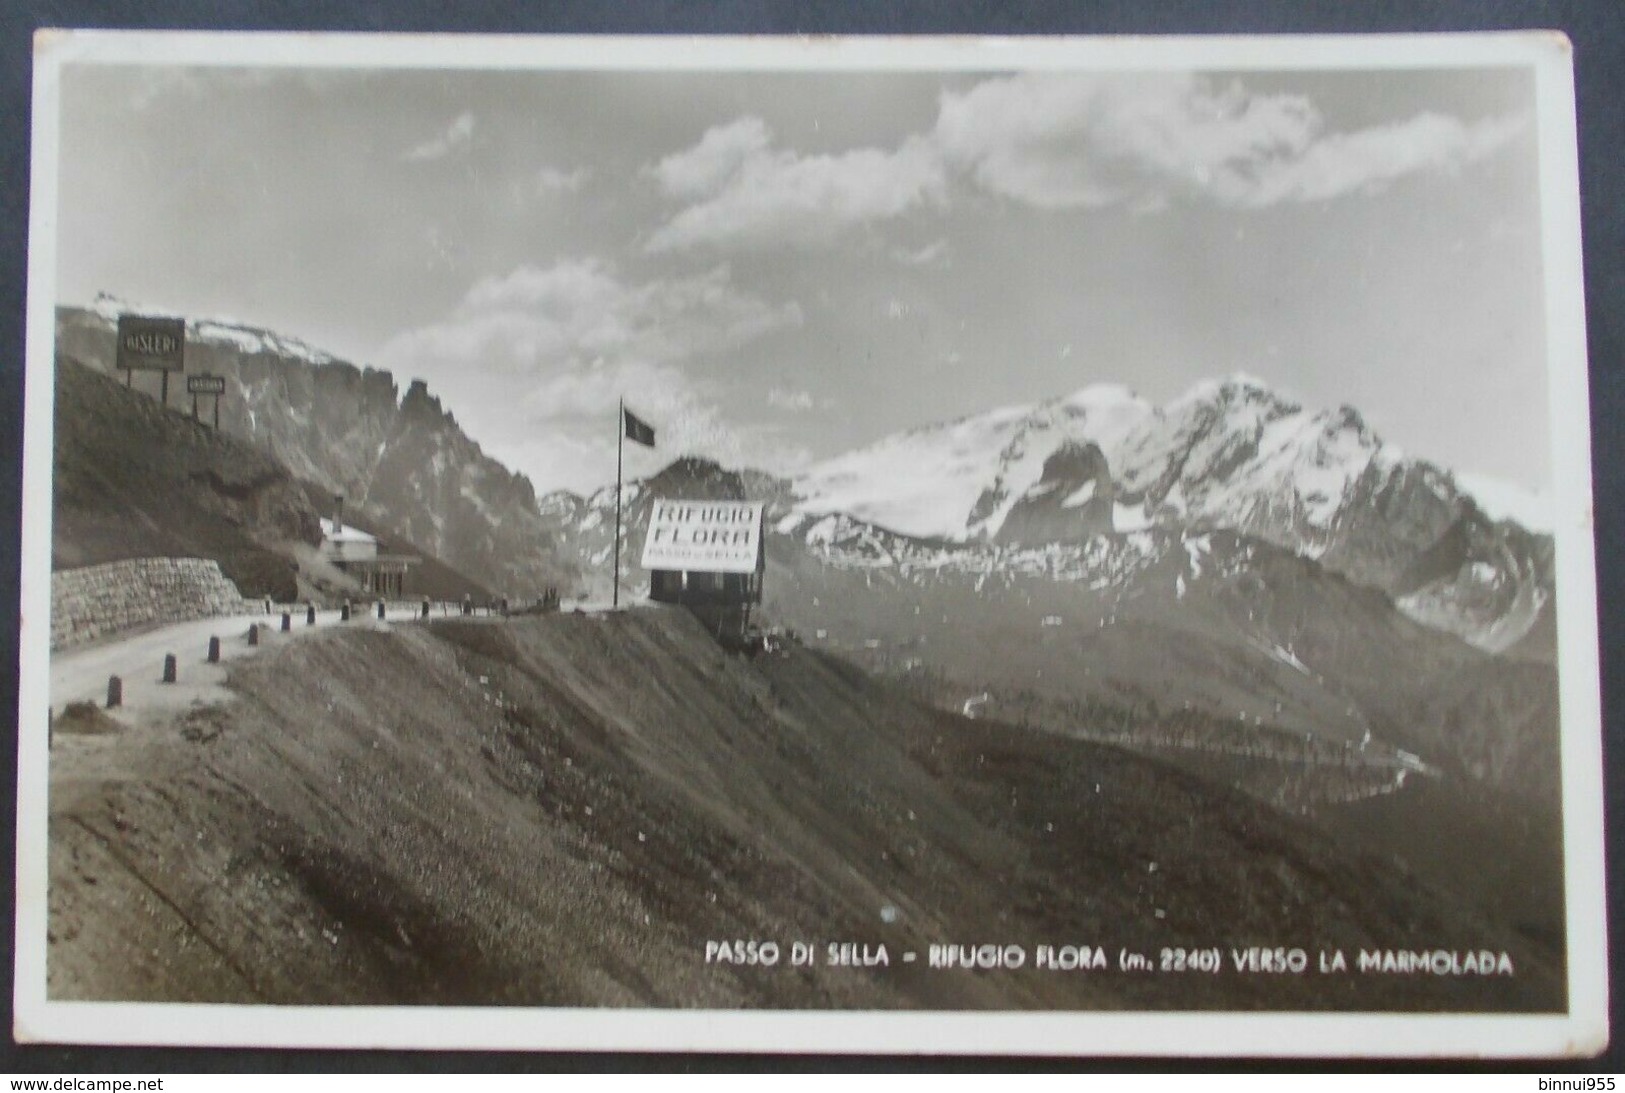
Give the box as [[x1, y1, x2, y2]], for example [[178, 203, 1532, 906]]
[[48, 609, 1561, 1010], [52, 355, 320, 600], [53, 354, 493, 605], [56, 300, 576, 598]]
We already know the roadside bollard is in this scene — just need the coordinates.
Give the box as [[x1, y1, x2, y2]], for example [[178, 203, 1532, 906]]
[[281, 612, 292, 632], [207, 636, 220, 663], [422, 598, 430, 619], [307, 604, 316, 626], [106, 675, 122, 709], [162, 653, 177, 683], [377, 600, 386, 620], [341, 601, 351, 622], [263, 597, 272, 615], [248, 623, 259, 647]]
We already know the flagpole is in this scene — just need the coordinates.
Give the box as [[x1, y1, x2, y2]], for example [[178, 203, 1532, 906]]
[[613, 397, 623, 610]]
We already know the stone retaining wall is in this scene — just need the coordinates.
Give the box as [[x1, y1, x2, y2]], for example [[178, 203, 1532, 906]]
[[51, 557, 252, 650]]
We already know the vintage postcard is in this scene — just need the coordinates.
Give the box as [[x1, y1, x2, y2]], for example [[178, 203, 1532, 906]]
[[13, 31, 1606, 1056]]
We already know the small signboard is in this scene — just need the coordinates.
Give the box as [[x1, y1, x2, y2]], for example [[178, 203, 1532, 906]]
[[641, 500, 764, 574], [187, 374, 226, 395], [115, 315, 186, 373]]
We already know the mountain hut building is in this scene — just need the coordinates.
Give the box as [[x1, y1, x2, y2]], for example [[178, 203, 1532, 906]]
[[317, 497, 420, 598], [640, 498, 765, 643]]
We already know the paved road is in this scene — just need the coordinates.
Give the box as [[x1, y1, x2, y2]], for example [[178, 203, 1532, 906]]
[[51, 607, 364, 720], [49, 598, 632, 721]]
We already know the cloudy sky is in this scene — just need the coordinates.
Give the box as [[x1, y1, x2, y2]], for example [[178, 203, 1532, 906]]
[[54, 60, 1549, 497]]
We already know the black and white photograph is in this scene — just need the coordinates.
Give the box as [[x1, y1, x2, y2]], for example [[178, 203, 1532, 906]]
[[12, 31, 1607, 1056]]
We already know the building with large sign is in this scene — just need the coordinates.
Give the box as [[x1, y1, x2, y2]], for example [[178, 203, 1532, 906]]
[[640, 499, 765, 640], [316, 498, 419, 598]]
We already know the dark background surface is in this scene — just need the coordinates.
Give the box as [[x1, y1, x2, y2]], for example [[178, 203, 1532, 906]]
[[0, 0, 1619, 1074]]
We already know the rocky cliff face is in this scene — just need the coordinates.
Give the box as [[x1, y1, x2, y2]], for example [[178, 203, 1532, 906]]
[[57, 301, 576, 597], [991, 440, 1115, 546]]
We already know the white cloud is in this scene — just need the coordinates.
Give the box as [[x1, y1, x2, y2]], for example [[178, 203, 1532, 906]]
[[1455, 470, 1553, 533], [934, 73, 1313, 209], [649, 116, 773, 200], [535, 165, 590, 195], [646, 119, 947, 252], [497, 364, 812, 496], [1223, 111, 1527, 207], [767, 387, 815, 412], [891, 238, 950, 266], [643, 75, 1527, 250], [524, 360, 699, 420], [934, 73, 1526, 211], [376, 260, 806, 493], [403, 111, 475, 162], [125, 67, 325, 111], [385, 259, 802, 376]]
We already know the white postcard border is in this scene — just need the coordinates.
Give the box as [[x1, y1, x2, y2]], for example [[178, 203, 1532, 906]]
[[14, 29, 1608, 1058]]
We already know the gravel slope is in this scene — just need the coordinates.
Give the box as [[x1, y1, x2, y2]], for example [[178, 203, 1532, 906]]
[[48, 607, 1564, 1011]]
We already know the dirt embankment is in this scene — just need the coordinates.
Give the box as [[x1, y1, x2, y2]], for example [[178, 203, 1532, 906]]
[[53, 356, 319, 600], [49, 608, 1563, 1010]]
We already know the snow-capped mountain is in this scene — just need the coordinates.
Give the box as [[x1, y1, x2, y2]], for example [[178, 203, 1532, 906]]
[[521, 374, 1562, 802], [792, 375, 1553, 652], [796, 382, 1152, 543]]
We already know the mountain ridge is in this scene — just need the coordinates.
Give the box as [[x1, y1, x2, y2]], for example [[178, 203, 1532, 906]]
[[788, 374, 1553, 653], [61, 298, 1553, 654], [56, 300, 578, 598]]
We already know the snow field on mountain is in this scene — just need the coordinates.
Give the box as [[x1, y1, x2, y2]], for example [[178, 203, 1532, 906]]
[[795, 402, 1035, 539], [791, 373, 1540, 561]]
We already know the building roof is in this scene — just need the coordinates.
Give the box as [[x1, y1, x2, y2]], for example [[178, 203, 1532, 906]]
[[319, 516, 378, 545]]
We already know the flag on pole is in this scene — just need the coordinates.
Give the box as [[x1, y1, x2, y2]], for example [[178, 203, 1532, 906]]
[[614, 399, 656, 610], [624, 407, 656, 447]]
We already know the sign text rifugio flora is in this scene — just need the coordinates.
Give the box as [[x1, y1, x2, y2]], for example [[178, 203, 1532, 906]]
[[641, 500, 763, 573]]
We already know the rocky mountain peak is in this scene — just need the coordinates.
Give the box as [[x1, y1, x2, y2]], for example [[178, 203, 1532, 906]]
[[1184, 371, 1296, 412], [400, 378, 453, 426], [642, 456, 749, 502]]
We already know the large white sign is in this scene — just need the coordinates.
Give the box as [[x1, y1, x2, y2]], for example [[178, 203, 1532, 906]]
[[641, 499, 763, 573]]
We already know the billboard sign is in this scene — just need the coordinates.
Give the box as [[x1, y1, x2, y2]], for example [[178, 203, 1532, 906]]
[[641, 500, 763, 574], [116, 315, 186, 373], [186, 374, 226, 395]]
